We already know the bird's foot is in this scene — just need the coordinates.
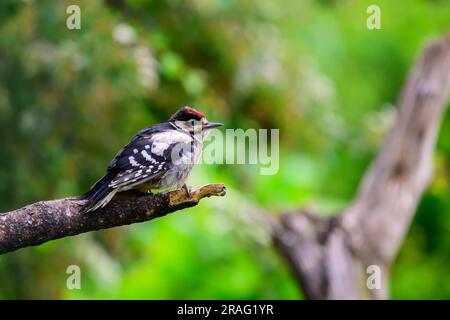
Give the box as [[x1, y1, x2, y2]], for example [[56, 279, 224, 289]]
[[182, 184, 191, 197]]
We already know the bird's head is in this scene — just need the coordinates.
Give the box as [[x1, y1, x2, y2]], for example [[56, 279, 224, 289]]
[[169, 106, 222, 137]]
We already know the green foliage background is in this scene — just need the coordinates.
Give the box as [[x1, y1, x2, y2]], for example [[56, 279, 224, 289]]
[[0, 0, 450, 299]]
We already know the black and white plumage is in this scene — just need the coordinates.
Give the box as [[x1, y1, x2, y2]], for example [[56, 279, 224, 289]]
[[80, 106, 222, 213]]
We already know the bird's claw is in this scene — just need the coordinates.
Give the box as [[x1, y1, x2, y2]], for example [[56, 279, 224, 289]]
[[182, 184, 191, 197]]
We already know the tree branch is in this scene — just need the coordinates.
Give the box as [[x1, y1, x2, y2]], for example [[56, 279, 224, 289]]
[[271, 31, 450, 299], [0, 184, 226, 255], [342, 33, 450, 264]]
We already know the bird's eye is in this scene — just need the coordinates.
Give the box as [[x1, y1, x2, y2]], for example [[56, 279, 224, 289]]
[[191, 120, 196, 126]]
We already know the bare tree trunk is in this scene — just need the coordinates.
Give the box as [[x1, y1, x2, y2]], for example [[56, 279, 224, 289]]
[[271, 32, 450, 299]]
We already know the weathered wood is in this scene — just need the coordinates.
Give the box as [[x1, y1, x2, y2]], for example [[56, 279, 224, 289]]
[[0, 184, 226, 255], [272, 32, 450, 299]]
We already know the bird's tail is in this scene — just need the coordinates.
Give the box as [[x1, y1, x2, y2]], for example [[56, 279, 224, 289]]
[[79, 173, 118, 213]]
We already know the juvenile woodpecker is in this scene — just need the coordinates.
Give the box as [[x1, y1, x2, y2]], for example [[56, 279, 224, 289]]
[[80, 106, 222, 213]]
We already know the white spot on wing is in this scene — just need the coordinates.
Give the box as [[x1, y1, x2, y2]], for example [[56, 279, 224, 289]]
[[129, 156, 140, 167], [151, 142, 169, 156], [141, 150, 157, 164]]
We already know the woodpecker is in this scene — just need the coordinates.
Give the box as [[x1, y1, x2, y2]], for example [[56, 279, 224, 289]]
[[80, 106, 223, 213]]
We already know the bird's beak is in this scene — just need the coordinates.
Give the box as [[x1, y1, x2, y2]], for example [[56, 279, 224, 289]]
[[203, 122, 223, 129]]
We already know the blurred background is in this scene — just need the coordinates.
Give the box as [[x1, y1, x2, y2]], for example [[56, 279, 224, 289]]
[[1, 0, 450, 299]]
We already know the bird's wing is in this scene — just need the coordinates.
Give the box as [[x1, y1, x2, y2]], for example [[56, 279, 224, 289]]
[[106, 123, 172, 171], [108, 165, 169, 189], [106, 126, 193, 189]]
